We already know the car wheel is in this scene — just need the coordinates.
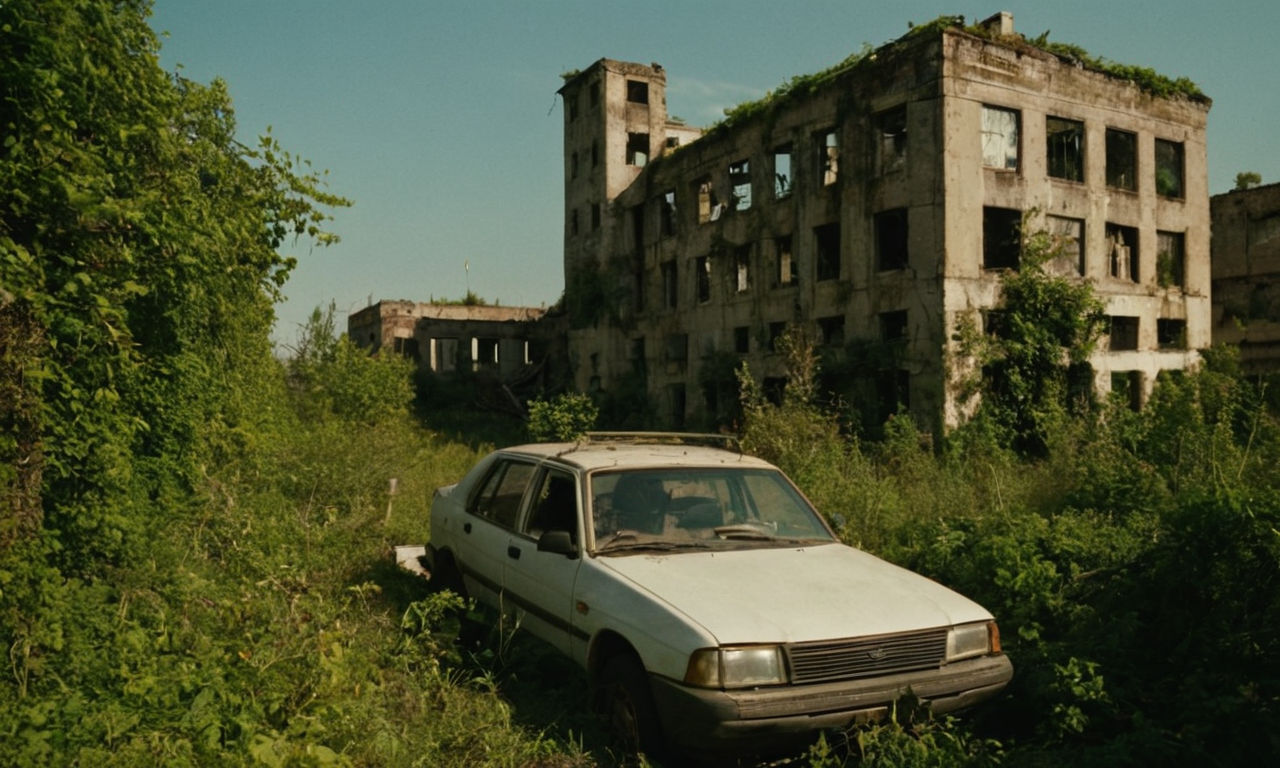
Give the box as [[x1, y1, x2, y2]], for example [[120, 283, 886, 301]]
[[430, 551, 468, 600], [599, 654, 664, 763]]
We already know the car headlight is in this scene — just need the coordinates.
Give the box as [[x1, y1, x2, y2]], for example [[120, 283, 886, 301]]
[[684, 645, 788, 689], [946, 621, 1000, 662]]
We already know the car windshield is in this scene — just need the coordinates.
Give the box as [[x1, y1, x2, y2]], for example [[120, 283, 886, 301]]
[[589, 467, 835, 554]]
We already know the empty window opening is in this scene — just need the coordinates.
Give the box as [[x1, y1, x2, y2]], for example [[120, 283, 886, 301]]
[[983, 310, 1008, 340], [626, 79, 649, 104], [664, 334, 688, 374], [661, 260, 678, 308], [774, 145, 793, 198], [1106, 223, 1139, 282], [472, 337, 500, 371], [1047, 116, 1084, 182], [1155, 139, 1184, 198], [981, 106, 1019, 170], [393, 336, 420, 361], [1156, 231, 1185, 289], [1047, 215, 1085, 275], [818, 130, 839, 186], [983, 207, 1022, 270], [877, 370, 910, 421], [1106, 128, 1136, 191], [734, 326, 750, 354], [696, 177, 721, 224], [818, 315, 845, 347], [696, 256, 712, 303], [776, 235, 795, 287], [1157, 318, 1187, 350], [735, 245, 751, 293], [729, 159, 751, 210], [626, 132, 649, 167], [768, 322, 787, 351], [815, 223, 841, 281], [433, 337, 458, 373], [1111, 370, 1144, 411], [661, 190, 676, 236], [877, 106, 907, 175], [1109, 316, 1139, 351], [875, 208, 909, 271], [880, 310, 908, 342]]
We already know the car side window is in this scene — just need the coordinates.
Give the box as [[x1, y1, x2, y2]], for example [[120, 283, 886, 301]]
[[522, 469, 578, 542], [468, 460, 536, 529]]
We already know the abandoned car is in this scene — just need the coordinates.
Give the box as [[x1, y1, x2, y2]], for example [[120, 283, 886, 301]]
[[425, 433, 1012, 758]]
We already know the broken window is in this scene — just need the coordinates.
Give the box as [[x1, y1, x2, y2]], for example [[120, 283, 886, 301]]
[[662, 260, 678, 308], [696, 256, 712, 303], [776, 236, 796, 287], [734, 326, 750, 354], [880, 310, 908, 343], [876, 106, 908, 175], [1157, 231, 1185, 288], [983, 207, 1021, 270], [665, 136, 680, 149], [1157, 318, 1186, 350], [1046, 116, 1084, 182], [1111, 370, 1144, 411], [664, 334, 688, 374], [768, 322, 786, 351], [1109, 316, 1140, 351], [434, 338, 458, 373], [815, 223, 840, 281], [818, 315, 845, 347], [626, 79, 649, 104], [729, 159, 751, 210], [661, 190, 676, 236], [1106, 128, 1136, 191], [875, 208, 909, 271], [774, 145, 793, 198], [735, 245, 751, 293], [1046, 215, 1085, 275], [696, 177, 720, 224], [818, 129, 839, 186], [981, 106, 1019, 170], [1155, 139, 1184, 198], [1106, 223, 1139, 282], [472, 337, 500, 371], [626, 132, 649, 167], [393, 337, 419, 361]]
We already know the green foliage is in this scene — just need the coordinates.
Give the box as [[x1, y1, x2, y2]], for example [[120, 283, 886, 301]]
[[1028, 35, 1206, 101], [1235, 171, 1263, 190], [527, 392, 598, 442]]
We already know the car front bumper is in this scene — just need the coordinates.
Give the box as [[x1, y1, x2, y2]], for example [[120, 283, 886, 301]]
[[648, 653, 1013, 755]]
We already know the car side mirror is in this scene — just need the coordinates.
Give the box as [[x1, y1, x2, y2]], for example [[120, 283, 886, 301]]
[[537, 529, 578, 559]]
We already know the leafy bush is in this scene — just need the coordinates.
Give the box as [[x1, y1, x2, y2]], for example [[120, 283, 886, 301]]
[[527, 392, 598, 442]]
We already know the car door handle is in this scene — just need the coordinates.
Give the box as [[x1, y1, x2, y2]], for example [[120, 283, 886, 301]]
[[507, 545, 521, 560], [463, 522, 472, 534]]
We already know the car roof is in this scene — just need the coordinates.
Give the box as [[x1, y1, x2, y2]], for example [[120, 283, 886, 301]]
[[494, 433, 778, 473]]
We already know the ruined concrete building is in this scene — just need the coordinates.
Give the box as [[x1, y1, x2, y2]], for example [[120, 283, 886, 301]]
[[559, 12, 1211, 433], [1212, 183, 1280, 373]]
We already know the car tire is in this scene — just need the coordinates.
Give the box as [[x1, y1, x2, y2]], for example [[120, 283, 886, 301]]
[[429, 550, 468, 600], [599, 653, 665, 763]]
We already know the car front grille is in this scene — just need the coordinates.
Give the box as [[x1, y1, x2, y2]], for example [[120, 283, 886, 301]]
[[787, 628, 948, 685]]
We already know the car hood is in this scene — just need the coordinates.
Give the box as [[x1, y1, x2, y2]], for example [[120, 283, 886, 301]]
[[597, 543, 992, 644]]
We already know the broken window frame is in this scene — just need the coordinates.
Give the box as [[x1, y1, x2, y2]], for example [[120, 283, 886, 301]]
[[626, 79, 649, 104], [696, 256, 712, 303], [814, 223, 841, 281], [775, 235, 796, 288], [817, 129, 839, 187], [983, 207, 1022, 271], [874, 208, 909, 271], [1156, 230, 1185, 289], [876, 106, 908, 175], [729, 158, 752, 211], [1155, 138, 1184, 198], [1046, 116, 1084, 182], [774, 145, 794, 198], [1106, 128, 1137, 191], [696, 177, 720, 224], [981, 105, 1020, 171], [1046, 215, 1085, 275], [626, 132, 649, 167], [1106, 222, 1140, 282]]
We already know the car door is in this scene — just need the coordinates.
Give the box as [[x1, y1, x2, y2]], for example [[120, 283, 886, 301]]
[[454, 457, 537, 609], [503, 465, 585, 656]]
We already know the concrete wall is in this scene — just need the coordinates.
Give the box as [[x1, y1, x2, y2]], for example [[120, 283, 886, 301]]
[[1212, 183, 1280, 372]]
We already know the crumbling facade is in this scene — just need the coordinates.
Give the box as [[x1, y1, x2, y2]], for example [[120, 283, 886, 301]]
[[348, 300, 563, 380], [559, 13, 1211, 433], [1212, 183, 1280, 373]]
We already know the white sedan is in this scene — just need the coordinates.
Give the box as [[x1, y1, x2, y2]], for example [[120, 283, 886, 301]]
[[425, 433, 1012, 760]]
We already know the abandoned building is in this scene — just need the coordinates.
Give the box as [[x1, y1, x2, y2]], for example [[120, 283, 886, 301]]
[[348, 300, 564, 382], [1212, 182, 1280, 373], [557, 12, 1211, 433]]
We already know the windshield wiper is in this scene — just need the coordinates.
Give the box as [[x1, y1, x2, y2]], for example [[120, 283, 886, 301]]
[[597, 538, 712, 554], [712, 524, 777, 540]]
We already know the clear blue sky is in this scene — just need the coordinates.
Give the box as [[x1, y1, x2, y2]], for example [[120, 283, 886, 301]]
[[148, 1, 1280, 348]]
